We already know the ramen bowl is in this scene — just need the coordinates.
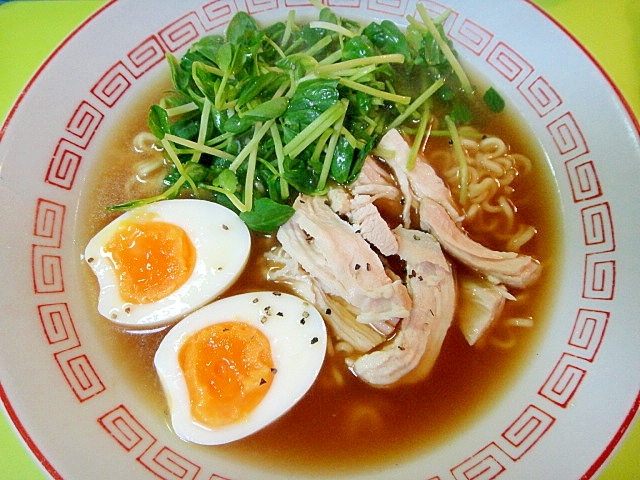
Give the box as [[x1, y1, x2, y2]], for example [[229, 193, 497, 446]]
[[0, 1, 639, 478]]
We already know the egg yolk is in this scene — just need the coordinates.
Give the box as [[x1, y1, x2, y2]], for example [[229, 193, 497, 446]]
[[178, 321, 275, 428], [105, 219, 196, 304]]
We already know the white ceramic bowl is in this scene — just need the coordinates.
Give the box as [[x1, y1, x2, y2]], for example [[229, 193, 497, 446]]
[[1, 1, 639, 478]]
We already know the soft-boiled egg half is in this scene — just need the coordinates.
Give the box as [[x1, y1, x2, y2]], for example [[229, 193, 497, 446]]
[[154, 291, 327, 445], [84, 199, 251, 328]]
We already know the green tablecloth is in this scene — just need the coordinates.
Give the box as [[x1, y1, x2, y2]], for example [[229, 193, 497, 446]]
[[0, 1, 638, 478]]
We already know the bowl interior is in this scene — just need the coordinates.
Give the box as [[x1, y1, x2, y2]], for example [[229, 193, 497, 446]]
[[1, 1, 639, 479]]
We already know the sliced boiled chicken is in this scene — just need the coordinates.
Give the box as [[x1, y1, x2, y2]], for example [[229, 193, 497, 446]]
[[349, 195, 399, 257], [266, 246, 387, 353], [419, 198, 540, 288], [377, 128, 461, 222], [276, 194, 411, 326], [350, 156, 402, 203], [350, 227, 456, 386], [328, 187, 399, 257], [376, 128, 541, 289], [268, 128, 542, 386]]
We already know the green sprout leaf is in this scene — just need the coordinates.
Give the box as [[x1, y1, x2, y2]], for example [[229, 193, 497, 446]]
[[239, 197, 295, 232], [483, 87, 505, 113]]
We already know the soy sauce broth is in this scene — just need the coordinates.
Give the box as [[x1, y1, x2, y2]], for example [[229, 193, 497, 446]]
[[77, 76, 562, 475]]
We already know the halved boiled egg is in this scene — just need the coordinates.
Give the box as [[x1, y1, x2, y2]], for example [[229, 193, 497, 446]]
[[84, 199, 251, 328], [154, 291, 327, 445]]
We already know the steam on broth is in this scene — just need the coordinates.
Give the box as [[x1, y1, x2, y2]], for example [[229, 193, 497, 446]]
[[77, 8, 562, 475]]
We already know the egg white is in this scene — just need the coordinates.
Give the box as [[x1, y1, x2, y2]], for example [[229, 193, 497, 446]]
[[84, 199, 251, 328], [154, 291, 327, 445]]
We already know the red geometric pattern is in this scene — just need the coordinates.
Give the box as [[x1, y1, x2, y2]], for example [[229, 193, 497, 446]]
[[284, 0, 312, 8], [91, 62, 133, 108], [582, 255, 616, 300], [65, 100, 103, 147], [500, 405, 555, 460], [564, 158, 602, 202], [99, 405, 156, 452], [127, 36, 167, 77], [139, 445, 201, 480], [450, 18, 493, 56], [98, 405, 205, 480], [539, 353, 587, 407], [46, 139, 83, 190], [581, 203, 615, 252], [159, 12, 205, 52], [546, 112, 589, 159], [451, 442, 509, 480], [200, 0, 238, 32], [368, 0, 409, 17], [324, 0, 362, 7], [519, 75, 562, 118], [419, 0, 456, 19], [242, 0, 278, 14], [32, 201, 66, 295], [486, 42, 533, 84], [567, 309, 609, 361], [31, 246, 64, 294], [54, 349, 106, 402], [37, 302, 106, 402], [38, 303, 78, 347], [33, 199, 65, 248], [28, 3, 622, 478]]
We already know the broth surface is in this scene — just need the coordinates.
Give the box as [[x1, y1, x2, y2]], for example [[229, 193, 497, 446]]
[[77, 77, 562, 475]]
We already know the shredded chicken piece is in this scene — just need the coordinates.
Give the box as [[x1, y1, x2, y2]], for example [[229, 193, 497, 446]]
[[348, 195, 399, 256], [351, 156, 402, 202], [328, 179, 399, 257], [266, 246, 387, 352], [326, 187, 351, 217], [377, 129, 461, 223], [277, 194, 411, 325], [376, 129, 541, 289], [264, 128, 541, 387], [350, 227, 455, 386], [327, 186, 399, 257], [419, 198, 540, 288]]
